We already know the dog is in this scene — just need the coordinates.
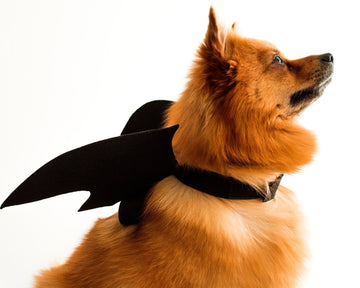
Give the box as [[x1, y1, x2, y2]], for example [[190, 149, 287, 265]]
[[30, 7, 333, 288]]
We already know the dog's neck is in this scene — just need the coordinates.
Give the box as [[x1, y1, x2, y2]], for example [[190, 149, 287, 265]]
[[166, 97, 317, 190]]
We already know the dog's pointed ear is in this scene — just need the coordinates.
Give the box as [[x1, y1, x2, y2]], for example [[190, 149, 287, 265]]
[[204, 7, 220, 49], [198, 7, 239, 94]]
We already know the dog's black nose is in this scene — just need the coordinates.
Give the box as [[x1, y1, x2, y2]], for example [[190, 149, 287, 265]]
[[320, 53, 334, 63]]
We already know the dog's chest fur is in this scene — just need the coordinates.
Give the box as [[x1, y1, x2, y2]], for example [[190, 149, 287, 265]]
[[35, 176, 306, 288]]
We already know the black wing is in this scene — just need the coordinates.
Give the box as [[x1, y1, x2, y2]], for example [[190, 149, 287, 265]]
[[121, 100, 173, 135], [119, 100, 174, 224], [1, 125, 178, 212]]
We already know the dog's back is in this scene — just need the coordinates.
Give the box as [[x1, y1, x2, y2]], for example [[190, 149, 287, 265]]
[[35, 177, 306, 288]]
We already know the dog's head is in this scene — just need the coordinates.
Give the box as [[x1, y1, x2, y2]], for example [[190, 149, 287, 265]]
[[198, 7, 333, 121], [167, 7, 333, 174]]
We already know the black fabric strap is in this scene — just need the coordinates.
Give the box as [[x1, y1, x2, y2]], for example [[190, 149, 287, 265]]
[[175, 166, 283, 202]]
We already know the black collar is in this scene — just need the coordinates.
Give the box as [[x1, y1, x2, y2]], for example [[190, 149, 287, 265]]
[[175, 166, 283, 202]]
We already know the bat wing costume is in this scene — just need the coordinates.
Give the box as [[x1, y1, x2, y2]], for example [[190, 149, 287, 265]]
[[1, 100, 282, 225]]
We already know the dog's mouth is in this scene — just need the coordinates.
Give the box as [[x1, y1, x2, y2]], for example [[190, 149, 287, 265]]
[[289, 68, 333, 110], [289, 78, 332, 107]]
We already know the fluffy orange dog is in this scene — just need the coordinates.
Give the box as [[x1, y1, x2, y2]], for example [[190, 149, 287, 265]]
[[35, 7, 333, 288]]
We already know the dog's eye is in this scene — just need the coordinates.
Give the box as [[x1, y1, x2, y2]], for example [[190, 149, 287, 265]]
[[272, 54, 284, 65]]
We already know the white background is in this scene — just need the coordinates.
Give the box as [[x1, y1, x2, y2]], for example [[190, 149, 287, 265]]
[[0, 0, 359, 287]]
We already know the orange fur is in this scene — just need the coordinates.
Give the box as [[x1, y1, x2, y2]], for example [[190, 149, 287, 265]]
[[34, 7, 332, 288], [36, 179, 306, 288]]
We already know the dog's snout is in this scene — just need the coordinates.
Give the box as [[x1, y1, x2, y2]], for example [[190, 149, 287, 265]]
[[319, 53, 334, 63]]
